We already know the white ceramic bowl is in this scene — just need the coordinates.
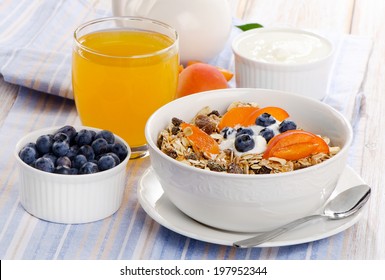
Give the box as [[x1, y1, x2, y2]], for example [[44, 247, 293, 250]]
[[14, 126, 130, 224], [232, 28, 335, 100], [145, 88, 353, 232]]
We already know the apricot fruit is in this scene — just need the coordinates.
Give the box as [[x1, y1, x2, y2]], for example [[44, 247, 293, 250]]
[[246, 107, 290, 123], [180, 122, 220, 155], [218, 106, 260, 130], [263, 130, 330, 160], [176, 63, 229, 98], [186, 61, 234, 81]]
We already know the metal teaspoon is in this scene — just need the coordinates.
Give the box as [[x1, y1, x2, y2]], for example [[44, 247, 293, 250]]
[[233, 184, 371, 248]]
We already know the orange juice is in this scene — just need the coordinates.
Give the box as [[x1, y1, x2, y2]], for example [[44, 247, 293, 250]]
[[72, 28, 179, 149]]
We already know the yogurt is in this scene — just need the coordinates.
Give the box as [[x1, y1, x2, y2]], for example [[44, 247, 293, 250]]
[[234, 30, 332, 64], [220, 122, 281, 156]]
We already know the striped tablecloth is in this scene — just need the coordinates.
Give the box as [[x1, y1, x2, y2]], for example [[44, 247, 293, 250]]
[[0, 0, 373, 259]]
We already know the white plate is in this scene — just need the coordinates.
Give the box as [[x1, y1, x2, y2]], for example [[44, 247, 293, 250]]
[[137, 165, 366, 247]]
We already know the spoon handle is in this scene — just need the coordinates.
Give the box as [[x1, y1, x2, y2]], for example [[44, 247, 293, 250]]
[[233, 214, 323, 248]]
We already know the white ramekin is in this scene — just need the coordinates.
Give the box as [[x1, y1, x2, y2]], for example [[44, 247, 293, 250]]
[[232, 28, 335, 100], [14, 126, 130, 224]]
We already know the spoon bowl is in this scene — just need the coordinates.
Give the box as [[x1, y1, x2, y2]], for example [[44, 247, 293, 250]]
[[233, 184, 371, 248]]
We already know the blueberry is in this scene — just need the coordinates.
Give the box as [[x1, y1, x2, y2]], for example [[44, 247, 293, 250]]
[[79, 162, 99, 174], [106, 152, 121, 165], [34, 157, 55, 173], [55, 125, 77, 142], [234, 134, 255, 153], [78, 145, 95, 161], [25, 142, 37, 150], [236, 127, 254, 137], [42, 153, 58, 164], [110, 142, 128, 161], [221, 127, 234, 139], [53, 132, 69, 143], [19, 146, 37, 165], [55, 166, 78, 175], [256, 113, 276, 127], [36, 134, 53, 154], [72, 154, 88, 169], [56, 156, 72, 168], [89, 159, 98, 165], [91, 138, 109, 155], [74, 129, 93, 146], [98, 155, 116, 171], [52, 139, 70, 157], [68, 168, 79, 175], [54, 166, 79, 175], [89, 130, 97, 141], [95, 130, 115, 144], [259, 128, 275, 142], [54, 165, 72, 175], [66, 145, 79, 160], [279, 120, 297, 133]]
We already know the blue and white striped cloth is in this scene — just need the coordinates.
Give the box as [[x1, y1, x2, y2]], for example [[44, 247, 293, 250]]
[[0, 0, 373, 259]]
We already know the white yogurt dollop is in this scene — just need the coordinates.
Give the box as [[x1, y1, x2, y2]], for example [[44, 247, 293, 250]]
[[220, 122, 281, 156], [235, 30, 332, 64]]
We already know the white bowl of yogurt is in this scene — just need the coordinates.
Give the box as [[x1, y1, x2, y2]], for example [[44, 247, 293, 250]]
[[232, 28, 335, 100]]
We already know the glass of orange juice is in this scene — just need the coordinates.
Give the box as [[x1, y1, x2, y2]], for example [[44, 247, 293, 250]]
[[72, 17, 179, 159]]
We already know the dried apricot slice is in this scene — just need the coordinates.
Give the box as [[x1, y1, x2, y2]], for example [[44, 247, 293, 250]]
[[263, 130, 329, 160], [180, 123, 220, 155], [218, 106, 260, 130], [246, 106, 290, 124]]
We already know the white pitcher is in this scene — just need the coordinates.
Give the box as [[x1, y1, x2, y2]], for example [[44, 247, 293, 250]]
[[111, 0, 232, 63]]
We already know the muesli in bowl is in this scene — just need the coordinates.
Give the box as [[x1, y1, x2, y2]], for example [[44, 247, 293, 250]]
[[157, 101, 340, 175], [145, 88, 352, 232]]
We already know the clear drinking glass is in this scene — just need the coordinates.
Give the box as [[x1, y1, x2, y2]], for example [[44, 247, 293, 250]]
[[72, 17, 179, 159]]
